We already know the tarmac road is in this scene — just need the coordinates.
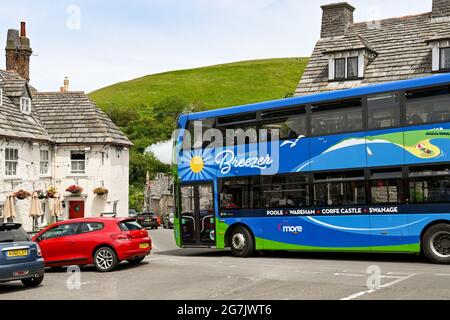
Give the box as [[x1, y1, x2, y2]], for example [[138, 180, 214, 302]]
[[1, 228, 450, 300]]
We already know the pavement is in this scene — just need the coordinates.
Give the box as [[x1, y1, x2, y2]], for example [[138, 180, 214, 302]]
[[1, 228, 450, 300]]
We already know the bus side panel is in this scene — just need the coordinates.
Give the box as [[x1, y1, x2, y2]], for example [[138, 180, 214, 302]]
[[366, 127, 405, 167], [309, 132, 366, 172], [404, 124, 450, 165]]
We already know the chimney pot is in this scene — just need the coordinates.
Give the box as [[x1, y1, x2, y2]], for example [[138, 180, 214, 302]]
[[63, 77, 69, 92], [20, 22, 26, 37], [432, 0, 450, 19], [320, 2, 355, 38]]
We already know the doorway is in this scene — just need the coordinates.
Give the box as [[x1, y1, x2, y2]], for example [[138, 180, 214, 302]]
[[180, 183, 216, 246], [69, 201, 85, 219]]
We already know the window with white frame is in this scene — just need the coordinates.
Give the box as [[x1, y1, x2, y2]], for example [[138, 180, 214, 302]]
[[332, 56, 360, 80], [70, 151, 86, 174], [440, 47, 450, 70], [20, 97, 31, 114], [5, 148, 18, 176], [40, 150, 50, 175], [0, 88, 3, 107]]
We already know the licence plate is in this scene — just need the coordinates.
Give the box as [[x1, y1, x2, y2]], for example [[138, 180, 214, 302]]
[[145, 218, 151, 222], [7, 249, 28, 257], [139, 243, 150, 249]]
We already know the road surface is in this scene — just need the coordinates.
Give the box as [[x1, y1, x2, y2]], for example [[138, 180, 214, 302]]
[[1, 228, 450, 300]]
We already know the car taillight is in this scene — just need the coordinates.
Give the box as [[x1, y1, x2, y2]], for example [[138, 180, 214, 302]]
[[36, 244, 42, 257], [111, 234, 131, 240]]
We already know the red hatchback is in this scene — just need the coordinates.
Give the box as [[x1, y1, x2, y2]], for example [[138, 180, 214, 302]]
[[32, 218, 151, 272]]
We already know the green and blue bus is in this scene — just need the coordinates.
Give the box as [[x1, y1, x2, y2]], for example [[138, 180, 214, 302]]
[[172, 73, 450, 263]]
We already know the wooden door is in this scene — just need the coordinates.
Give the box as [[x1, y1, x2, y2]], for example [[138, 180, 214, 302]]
[[69, 201, 85, 219]]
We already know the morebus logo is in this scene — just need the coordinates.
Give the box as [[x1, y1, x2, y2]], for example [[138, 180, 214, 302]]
[[278, 224, 303, 235]]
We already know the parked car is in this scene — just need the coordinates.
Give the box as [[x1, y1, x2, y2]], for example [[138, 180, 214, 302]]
[[0, 223, 45, 287], [162, 212, 174, 229], [32, 218, 151, 272], [137, 211, 158, 230], [129, 209, 138, 219]]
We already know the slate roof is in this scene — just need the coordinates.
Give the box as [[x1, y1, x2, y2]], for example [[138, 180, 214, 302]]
[[33, 92, 132, 146], [0, 70, 51, 141], [0, 69, 132, 146], [295, 12, 450, 95]]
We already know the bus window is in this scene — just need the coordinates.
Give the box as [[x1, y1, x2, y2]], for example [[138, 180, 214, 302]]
[[370, 168, 404, 204], [219, 177, 260, 210], [409, 165, 450, 204], [262, 174, 309, 208], [406, 87, 450, 125], [186, 118, 216, 150], [368, 93, 400, 129], [311, 100, 362, 136], [313, 171, 366, 206], [260, 109, 306, 142], [221, 124, 258, 147]]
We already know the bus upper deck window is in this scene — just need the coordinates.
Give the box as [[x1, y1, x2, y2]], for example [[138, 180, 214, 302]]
[[406, 87, 450, 125], [368, 93, 400, 129]]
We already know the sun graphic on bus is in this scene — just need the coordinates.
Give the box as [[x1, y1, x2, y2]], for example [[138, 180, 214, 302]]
[[179, 149, 216, 181], [190, 156, 204, 173]]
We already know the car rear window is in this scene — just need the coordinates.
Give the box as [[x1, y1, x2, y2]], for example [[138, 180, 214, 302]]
[[140, 212, 156, 218], [119, 220, 143, 231], [0, 224, 29, 242]]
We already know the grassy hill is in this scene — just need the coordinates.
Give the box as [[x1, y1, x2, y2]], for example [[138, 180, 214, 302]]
[[89, 57, 308, 111], [88, 57, 309, 210]]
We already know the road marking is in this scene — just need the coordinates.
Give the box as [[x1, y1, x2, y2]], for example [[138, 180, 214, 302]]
[[334, 273, 365, 277], [435, 274, 450, 276], [341, 273, 417, 301]]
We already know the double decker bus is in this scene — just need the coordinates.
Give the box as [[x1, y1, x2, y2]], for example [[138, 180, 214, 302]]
[[172, 73, 450, 264]]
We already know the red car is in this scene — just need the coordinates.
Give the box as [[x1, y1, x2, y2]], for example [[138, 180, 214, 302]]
[[32, 217, 151, 272]]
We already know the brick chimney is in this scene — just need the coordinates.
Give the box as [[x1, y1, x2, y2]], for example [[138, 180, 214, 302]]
[[432, 0, 450, 19], [320, 2, 355, 38], [5, 22, 32, 81]]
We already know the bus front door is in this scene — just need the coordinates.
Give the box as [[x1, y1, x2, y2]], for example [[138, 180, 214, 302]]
[[180, 183, 216, 247]]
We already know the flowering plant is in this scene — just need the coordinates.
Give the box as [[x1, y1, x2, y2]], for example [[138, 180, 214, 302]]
[[46, 187, 57, 199], [35, 190, 45, 200], [66, 185, 83, 194], [15, 189, 31, 200], [93, 187, 109, 196]]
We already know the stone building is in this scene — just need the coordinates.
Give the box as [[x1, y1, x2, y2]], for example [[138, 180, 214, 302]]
[[296, 0, 450, 96], [145, 173, 174, 215], [0, 22, 132, 231]]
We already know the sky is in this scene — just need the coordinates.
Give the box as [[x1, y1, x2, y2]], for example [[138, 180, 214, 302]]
[[0, 0, 432, 93]]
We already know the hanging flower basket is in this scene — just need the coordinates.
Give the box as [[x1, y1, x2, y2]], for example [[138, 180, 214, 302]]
[[15, 190, 31, 200], [66, 185, 83, 195], [46, 187, 57, 199], [35, 190, 45, 200], [93, 187, 109, 197]]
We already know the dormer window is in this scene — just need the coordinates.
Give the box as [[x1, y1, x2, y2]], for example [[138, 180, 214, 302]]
[[20, 97, 31, 114], [428, 37, 450, 72], [0, 89, 2, 107], [329, 54, 362, 81], [440, 47, 450, 70]]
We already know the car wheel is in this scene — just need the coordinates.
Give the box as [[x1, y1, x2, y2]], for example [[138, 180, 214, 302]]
[[127, 256, 145, 265], [94, 247, 118, 272], [22, 274, 44, 287], [229, 226, 255, 258], [423, 224, 450, 264]]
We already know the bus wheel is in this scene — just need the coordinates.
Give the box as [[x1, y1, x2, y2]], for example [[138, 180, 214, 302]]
[[423, 224, 450, 264], [230, 226, 255, 258]]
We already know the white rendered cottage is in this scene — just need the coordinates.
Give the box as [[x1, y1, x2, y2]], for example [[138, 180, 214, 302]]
[[0, 23, 132, 231]]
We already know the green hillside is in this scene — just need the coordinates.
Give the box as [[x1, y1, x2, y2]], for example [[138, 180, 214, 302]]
[[90, 57, 308, 111], [88, 57, 309, 210]]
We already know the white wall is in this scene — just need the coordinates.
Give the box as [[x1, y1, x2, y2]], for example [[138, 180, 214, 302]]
[[54, 145, 129, 221], [0, 141, 129, 231], [0, 140, 53, 231]]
